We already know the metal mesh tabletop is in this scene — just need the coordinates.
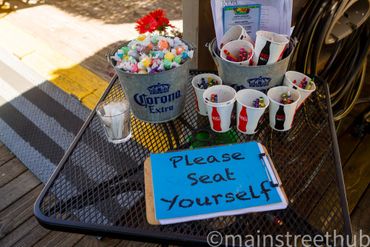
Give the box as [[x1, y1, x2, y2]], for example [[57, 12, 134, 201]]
[[34, 72, 351, 246]]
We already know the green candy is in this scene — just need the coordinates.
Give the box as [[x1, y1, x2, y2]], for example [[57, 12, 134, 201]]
[[151, 34, 159, 44], [174, 55, 182, 64], [164, 59, 172, 70], [121, 46, 129, 55]]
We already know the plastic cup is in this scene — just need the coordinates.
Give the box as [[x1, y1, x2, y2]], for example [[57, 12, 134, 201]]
[[253, 31, 289, 65], [236, 89, 269, 134], [220, 40, 254, 66], [283, 71, 316, 108], [267, 86, 301, 131], [96, 100, 132, 143], [191, 74, 222, 116], [203, 85, 236, 133], [220, 25, 253, 49]]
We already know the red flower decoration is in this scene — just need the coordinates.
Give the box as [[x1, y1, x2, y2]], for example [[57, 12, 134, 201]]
[[135, 14, 158, 34], [135, 9, 174, 34]]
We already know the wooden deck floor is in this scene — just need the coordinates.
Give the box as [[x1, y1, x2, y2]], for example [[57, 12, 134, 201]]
[[0, 142, 160, 247]]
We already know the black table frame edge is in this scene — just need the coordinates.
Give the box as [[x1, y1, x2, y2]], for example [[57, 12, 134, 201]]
[[33, 74, 353, 246]]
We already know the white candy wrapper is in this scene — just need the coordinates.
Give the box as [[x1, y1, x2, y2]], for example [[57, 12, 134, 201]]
[[191, 74, 222, 116], [253, 31, 289, 65], [267, 86, 300, 131], [236, 89, 269, 135], [203, 85, 236, 133], [97, 101, 131, 143], [283, 71, 316, 108], [219, 25, 253, 49]]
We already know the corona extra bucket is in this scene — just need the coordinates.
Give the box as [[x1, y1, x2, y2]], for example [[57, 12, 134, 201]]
[[208, 38, 295, 92], [109, 40, 194, 123]]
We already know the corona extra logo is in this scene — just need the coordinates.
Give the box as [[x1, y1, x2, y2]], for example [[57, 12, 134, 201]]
[[147, 83, 170, 94], [247, 76, 271, 88], [133, 83, 180, 114]]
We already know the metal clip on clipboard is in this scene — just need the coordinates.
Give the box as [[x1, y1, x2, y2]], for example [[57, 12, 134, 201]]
[[259, 153, 280, 187]]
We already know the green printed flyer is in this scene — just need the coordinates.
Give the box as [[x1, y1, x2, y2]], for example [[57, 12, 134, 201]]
[[223, 4, 261, 40]]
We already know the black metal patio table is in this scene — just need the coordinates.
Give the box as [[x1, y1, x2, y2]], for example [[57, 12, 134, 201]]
[[34, 71, 352, 246]]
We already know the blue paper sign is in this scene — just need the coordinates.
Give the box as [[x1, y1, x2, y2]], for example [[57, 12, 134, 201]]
[[150, 142, 283, 220]]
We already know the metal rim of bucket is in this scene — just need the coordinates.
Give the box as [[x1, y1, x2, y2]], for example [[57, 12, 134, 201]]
[[107, 37, 195, 77], [207, 38, 296, 68]]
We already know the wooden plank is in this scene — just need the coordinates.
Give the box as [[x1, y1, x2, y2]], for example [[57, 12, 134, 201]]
[[182, 0, 199, 69], [351, 187, 370, 237], [33, 231, 84, 247], [0, 170, 40, 211], [0, 184, 43, 238], [197, 0, 216, 71], [0, 216, 39, 247], [0, 158, 27, 187], [0, 146, 14, 167], [11, 223, 50, 247], [115, 240, 159, 247], [343, 134, 370, 212], [74, 235, 121, 247]]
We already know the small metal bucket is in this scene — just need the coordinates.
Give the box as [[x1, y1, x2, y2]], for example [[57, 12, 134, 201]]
[[108, 40, 194, 123], [208, 38, 295, 92]]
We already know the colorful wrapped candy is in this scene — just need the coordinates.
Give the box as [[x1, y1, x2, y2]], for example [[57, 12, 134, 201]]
[[112, 34, 193, 74], [253, 97, 266, 108], [280, 92, 294, 104]]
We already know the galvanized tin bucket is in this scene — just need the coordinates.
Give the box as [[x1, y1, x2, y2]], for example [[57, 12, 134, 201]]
[[208, 38, 295, 92], [109, 40, 194, 123]]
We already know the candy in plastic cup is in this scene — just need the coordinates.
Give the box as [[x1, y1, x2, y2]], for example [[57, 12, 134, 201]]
[[219, 25, 253, 49], [267, 86, 301, 132], [253, 31, 289, 65], [203, 85, 236, 133], [283, 71, 316, 108], [236, 89, 269, 135], [191, 73, 222, 116], [220, 40, 254, 66]]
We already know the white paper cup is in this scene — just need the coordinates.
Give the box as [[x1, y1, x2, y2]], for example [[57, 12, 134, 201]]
[[283, 71, 316, 108], [236, 89, 269, 134], [203, 85, 236, 133], [253, 31, 289, 65], [220, 40, 254, 66], [267, 86, 301, 131], [220, 25, 253, 49], [191, 74, 222, 116]]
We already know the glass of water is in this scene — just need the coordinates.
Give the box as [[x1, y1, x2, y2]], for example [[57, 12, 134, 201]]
[[96, 100, 131, 144]]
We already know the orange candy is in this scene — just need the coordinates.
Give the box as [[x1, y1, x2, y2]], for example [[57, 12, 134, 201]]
[[175, 46, 184, 55], [158, 39, 169, 50]]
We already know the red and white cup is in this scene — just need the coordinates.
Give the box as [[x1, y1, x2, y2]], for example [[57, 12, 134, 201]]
[[236, 89, 269, 135], [203, 85, 236, 133], [253, 30, 289, 65], [220, 40, 254, 66], [219, 25, 253, 49], [191, 73, 222, 116], [283, 71, 316, 108], [267, 86, 301, 132]]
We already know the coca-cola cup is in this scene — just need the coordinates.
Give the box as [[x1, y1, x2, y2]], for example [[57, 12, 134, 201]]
[[253, 30, 289, 66], [267, 86, 301, 132], [283, 71, 316, 108], [191, 73, 223, 116], [203, 85, 236, 133], [219, 25, 253, 49], [220, 40, 254, 66], [236, 89, 269, 135]]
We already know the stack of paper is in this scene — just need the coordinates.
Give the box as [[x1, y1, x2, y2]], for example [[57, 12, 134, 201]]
[[211, 0, 293, 48]]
